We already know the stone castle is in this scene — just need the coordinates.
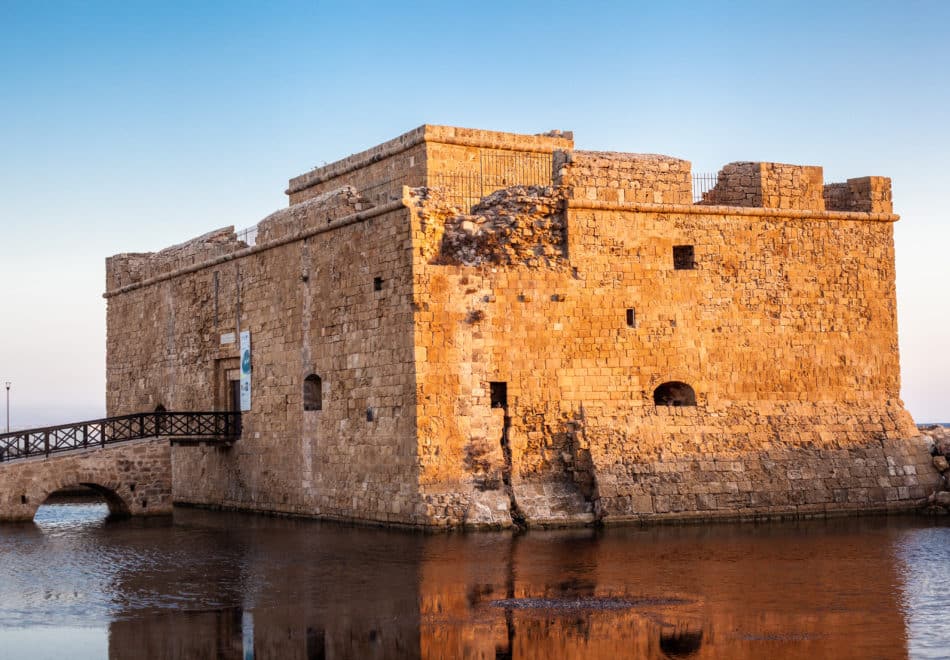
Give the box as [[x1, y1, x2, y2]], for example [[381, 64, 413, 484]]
[[104, 124, 939, 529]]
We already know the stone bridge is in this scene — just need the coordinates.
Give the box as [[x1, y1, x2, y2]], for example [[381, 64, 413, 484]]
[[0, 438, 172, 521], [0, 411, 240, 521]]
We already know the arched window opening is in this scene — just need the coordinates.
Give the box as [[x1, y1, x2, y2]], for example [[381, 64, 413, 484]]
[[653, 381, 696, 407], [304, 374, 323, 411], [154, 404, 167, 413]]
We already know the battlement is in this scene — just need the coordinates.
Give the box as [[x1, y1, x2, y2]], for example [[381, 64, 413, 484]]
[[823, 176, 892, 213], [558, 150, 693, 205], [107, 125, 899, 297], [698, 162, 892, 213], [286, 125, 894, 217]]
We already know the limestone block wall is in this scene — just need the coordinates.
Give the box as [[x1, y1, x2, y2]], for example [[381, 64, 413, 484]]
[[107, 227, 247, 290], [255, 185, 371, 244], [286, 125, 572, 208], [0, 438, 171, 521], [106, 199, 423, 525], [824, 176, 893, 213], [700, 162, 824, 210], [102, 124, 934, 530], [560, 151, 692, 204], [423, 126, 570, 178], [287, 126, 428, 205], [408, 186, 938, 528]]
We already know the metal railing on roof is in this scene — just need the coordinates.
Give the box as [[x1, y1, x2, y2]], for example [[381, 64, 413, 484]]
[[692, 172, 719, 203]]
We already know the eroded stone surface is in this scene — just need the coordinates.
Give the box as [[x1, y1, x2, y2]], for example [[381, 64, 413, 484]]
[[920, 425, 950, 512]]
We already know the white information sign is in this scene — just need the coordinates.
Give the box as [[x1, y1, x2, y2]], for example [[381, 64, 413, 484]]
[[239, 331, 251, 412]]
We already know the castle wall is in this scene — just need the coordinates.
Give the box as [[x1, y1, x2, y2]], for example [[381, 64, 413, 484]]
[[105, 201, 423, 525], [824, 176, 893, 213], [408, 188, 938, 528], [288, 140, 426, 207], [103, 124, 936, 530], [700, 161, 825, 210], [561, 151, 693, 204]]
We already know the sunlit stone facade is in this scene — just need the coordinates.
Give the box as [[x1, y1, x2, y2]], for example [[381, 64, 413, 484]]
[[104, 125, 939, 528]]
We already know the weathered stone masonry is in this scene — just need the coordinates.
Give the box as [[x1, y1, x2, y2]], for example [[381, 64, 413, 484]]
[[104, 124, 939, 529], [0, 439, 171, 521]]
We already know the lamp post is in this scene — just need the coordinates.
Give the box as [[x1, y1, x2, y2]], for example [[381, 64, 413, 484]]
[[4, 382, 9, 433]]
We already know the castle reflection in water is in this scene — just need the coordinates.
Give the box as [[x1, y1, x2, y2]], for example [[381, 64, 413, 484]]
[[97, 509, 919, 659]]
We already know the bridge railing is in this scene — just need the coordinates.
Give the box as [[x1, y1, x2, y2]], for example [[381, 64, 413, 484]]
[[0, 411, 241, 462]]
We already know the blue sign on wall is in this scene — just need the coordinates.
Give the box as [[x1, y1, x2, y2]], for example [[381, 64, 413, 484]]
[[239, 331, 251, 412]]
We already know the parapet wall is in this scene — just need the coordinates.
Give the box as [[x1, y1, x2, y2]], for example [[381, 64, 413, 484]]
[[256, 186, 372, 244], [700, 161, 824, 210], [824, 176, 892, 213], [559, 151, 692, 204], [106, 227, 246, 291], [699, 162, 892, 214], [286, 125, 573, 207], [285, 125, 891, 217]]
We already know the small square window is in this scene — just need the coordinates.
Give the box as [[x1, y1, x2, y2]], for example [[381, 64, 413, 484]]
[[373, 277, 383, 291], [673, 245, 695, 270], [490, 382, 508, 409]]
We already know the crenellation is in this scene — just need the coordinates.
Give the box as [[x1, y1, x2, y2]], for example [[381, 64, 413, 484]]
[[700, 161, 824, 210], [824, 176, 893, 214], [561, 151, 693, 205]]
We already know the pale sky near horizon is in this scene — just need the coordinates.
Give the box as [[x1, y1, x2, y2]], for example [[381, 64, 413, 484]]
[[1, 1, 948, 427]]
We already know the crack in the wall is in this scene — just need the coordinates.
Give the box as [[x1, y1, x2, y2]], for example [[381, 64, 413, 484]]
[[499, 414, 527, 529]]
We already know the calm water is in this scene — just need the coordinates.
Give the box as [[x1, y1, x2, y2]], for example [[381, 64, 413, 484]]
[[0, 504, 948, 659]]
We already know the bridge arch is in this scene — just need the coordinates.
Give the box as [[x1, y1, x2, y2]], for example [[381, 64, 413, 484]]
[[0, 437, 172, 522], [29, 473, 136, 521]]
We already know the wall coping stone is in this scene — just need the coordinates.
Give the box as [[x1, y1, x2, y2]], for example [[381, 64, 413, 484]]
[[567, 199, 900, 223], [104, 199, 406, 298]]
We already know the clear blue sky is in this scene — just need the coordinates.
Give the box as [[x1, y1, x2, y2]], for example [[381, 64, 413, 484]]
[[1, 0, 948, 426]]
